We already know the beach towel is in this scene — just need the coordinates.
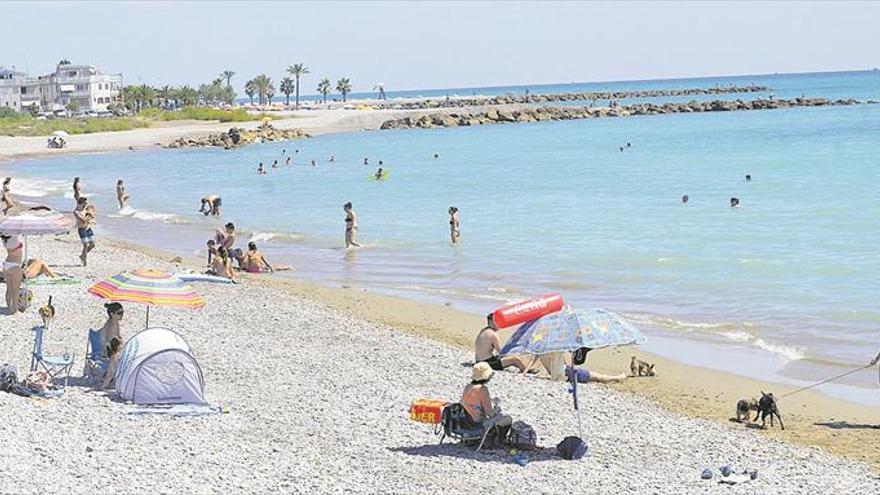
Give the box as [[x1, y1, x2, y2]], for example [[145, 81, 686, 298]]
[[174, 272, 234, 284], [126, 404, 225, 417], [28, 276, 80, 286]]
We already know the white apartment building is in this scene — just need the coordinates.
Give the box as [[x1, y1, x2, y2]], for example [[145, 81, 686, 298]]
[[0, 62, 123, 113]]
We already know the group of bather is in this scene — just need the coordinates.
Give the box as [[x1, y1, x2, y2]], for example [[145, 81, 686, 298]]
[[204, 222, 290, 281]]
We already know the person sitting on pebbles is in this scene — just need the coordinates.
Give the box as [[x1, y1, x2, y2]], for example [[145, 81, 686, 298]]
[[474, 314, 529, 372], [460, 362, 512, 443]]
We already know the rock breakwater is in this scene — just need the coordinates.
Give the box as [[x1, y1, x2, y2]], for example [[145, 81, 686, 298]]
[[166, 124, 308, 149]]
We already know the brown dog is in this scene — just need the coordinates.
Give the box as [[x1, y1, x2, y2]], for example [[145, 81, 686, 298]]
[[736, 398, 758, 422], [38, 296, 55, 330], [630, 356, 655, 377]]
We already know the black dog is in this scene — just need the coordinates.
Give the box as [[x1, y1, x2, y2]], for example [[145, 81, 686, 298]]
[[756, 391, 784, 430]]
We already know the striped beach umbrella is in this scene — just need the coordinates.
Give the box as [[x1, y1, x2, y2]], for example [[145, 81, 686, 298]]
[[0, 210, 72, 236], [87, 269, 205, 327]]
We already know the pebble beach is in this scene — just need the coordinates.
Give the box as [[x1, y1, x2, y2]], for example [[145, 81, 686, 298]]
[[2, 235, 879, 494]]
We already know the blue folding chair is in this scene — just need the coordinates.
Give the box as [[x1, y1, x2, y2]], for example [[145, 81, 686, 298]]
[[30, 325, 74, 387], [83, 329, 107, 383]]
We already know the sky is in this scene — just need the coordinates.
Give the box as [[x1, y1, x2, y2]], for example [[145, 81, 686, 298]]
[[1, 1, 879, 95]]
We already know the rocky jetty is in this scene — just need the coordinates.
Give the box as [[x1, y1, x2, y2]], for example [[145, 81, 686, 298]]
[[378, 85, 770, 110], [165, 123, 308, 149], [380, 97, 867, 130]]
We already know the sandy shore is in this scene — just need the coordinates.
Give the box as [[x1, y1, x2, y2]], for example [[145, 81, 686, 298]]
[[1, 234, 879, 493]]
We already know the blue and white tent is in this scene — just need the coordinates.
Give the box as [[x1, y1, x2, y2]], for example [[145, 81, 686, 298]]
[[115, 327, 206, 405]]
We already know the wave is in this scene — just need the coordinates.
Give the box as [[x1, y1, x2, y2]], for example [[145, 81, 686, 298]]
[[7, 177, 70, 198], [721, 331, 806, 361], [247, 231, 306, 244], [128, 209, 190, 225]]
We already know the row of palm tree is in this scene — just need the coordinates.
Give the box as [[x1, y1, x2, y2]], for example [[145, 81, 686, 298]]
[[240, 63, 354, 106]]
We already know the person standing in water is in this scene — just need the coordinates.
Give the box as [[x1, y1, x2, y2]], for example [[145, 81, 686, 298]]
[[257, 163, 266, 175], [745, 174, 752, 181], [344, 202, 362, 248], [2, 177, 16, 215], [199, 195, 222, 216], [72, 177, 83, 205], [364, 158, 369, 166], [730, 197, 740, 208], [285, 156, 291, 166], [116, 180, 130, 209], [449, 206, 460, 244], [272, 159, 279, 169], [682, 194, 689, 204]]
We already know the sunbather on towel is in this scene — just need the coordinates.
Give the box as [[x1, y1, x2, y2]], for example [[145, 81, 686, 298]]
[[474, 314, 528, 372], [101, 337, 123, 389], [460, 363, 512, 439], [24, 258, 56, 279]]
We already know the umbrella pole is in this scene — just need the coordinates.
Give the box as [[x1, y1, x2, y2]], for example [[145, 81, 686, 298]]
[[145, 306, 150, 329], [571, 351, 583, 439]]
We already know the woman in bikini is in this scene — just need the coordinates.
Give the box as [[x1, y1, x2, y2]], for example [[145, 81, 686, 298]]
[[343, 202, 362, 248], [242, 242, 292, 273], [2, 177, 15, 215], [116, 179, 130, 209], [24, 259, 57, 279], [2, 234, 24, 314], [448, 206, 460, 244], [96, 302, 124, 351], [210, 246, 236, 281]]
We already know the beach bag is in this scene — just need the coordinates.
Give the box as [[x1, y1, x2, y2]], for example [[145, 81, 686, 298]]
[[556, 436, 588, 460], [508, 421, 537, 450], [0, 364, 19, 392]]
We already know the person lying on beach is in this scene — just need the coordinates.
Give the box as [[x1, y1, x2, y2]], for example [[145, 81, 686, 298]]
[[97, 302, 124, 350], [116, 179, 130, 209], [565, 365, 628, 384], [73, 197, 96, 267], [215, 223, 236, 251], [2, 177, 15, 215], [242, 242, 292, 273], [199, 195, 222, 216], [101, 336, 123, 389], [474, 315, 528, 372], [24, 259, 56, 279], [460, 363, 512, 441]]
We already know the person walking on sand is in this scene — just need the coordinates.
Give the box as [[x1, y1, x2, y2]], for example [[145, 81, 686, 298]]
[[116, 179, 130, 209], [74, 197, 96, 266], [2, 234, 24, 314], [344, 202, 362, 248], [449, 206, 460, 244], [2, 177, 16, 215]]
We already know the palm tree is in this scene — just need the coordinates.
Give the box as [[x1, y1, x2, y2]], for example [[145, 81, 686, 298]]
[[279, 77, 295, 107], [139, 84, 157, 110], [157, 85, 172, 108], [178, 85, 198, 106], [220, 70, 235, 88], [251, 74, 274, 106], [336, 77, 352, 102], [317, 78, 331, 103], [245, 79, 256, 105], [287, 63, 309, 109], [267, 87, 275, 105]]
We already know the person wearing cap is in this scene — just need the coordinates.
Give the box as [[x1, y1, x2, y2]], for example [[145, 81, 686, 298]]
[[474, 314, 529, 372], [460, 362, 512, 436]]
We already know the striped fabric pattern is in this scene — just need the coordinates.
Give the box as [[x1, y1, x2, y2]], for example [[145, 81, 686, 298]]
[[88, 269, 205, 309]]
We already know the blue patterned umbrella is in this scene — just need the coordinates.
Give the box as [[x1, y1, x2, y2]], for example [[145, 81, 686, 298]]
[[500, 308, 645, 357], [500, 307, 645, 439]]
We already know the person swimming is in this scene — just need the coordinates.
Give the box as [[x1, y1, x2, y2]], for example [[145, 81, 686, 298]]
[[730, 197, 740, 208], [374, 168, 384, 180], [745, 174, 752, 181], [286, 156, 291, 166], [272, 160, 278, 169], [311, 159, 317, 167], [433, 153, 439, 159], [257, 163, 266, 175], [329, 154, 336, 162], [364, 157, 369, 165], [682, 194, 689, 204]]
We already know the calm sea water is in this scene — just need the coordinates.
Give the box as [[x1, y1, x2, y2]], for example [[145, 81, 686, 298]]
[[6, 71, 880, 403]]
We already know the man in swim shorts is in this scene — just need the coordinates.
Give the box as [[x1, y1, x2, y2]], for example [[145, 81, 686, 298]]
[[73, 197, 96, 266], [474, 314, 528, 372]]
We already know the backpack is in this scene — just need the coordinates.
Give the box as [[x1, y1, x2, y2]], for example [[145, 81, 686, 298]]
[[0, 364, 19, 392], [508, 421, 537, 450], [556, 435, 588, 460]]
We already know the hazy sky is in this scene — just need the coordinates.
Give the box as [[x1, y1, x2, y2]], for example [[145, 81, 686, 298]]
[[2, 1, 879, 94]]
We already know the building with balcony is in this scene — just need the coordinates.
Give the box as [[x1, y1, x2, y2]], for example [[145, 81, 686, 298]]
[[0, 61, 123, 113]]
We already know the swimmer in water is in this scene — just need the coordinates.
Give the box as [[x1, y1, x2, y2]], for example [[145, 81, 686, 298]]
[[329, 155, 336, 162], [449, 206, 460, 244], [286, 156, 291, 166], [282, 148, 286, 155], [343, 202, 362, 248], [433, 153, 439, 159], [378, 160, 383, 166], [745, 174, 752, 181], [374, 168, 384, 180], [272, 160, 278, 169], [116, 179, 130, 209], [730, 197, 740, 208], [682, 194, 689, 204], [199, 195, 222, 216], [627, 142, 632, 148], [311, 159, 317, 167], [619, 146, 624, 152], [257, 163, 266, 175], [364, 158, 370, 166]]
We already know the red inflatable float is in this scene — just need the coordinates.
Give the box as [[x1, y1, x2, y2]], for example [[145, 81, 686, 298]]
[[490, 293, 564, 329]]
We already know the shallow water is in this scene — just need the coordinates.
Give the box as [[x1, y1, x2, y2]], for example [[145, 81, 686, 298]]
[[5, 70, 880, 403]]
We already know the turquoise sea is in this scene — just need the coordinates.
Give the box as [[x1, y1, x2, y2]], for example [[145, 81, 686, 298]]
[[5, 70, 880, 404]]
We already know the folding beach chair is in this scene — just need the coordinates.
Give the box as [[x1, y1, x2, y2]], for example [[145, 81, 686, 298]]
[[438, 404, 493, 451], [83, 329, 107, 383], [30, 325, 74, 387]]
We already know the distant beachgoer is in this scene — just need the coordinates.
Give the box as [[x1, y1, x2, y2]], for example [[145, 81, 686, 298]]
[[285, 156, 291, 166], [74, 197, 96, 267], [449, 206, 460, 244], [295, 149, 299, 154], [257, 163, 266, 175], [374, 168, 384, 180], [116, 179, 130, 209], [282, 148, 286, 155], [745, 174, 752, 181], [311, 160, 317, 167], [565, 365, 628, 384], [243, 241, 291, 273], [460, 363, 512, 434], [101, 336, 123, 389], [433, 153, 439, 159], [2, 177, 15, 215], [24, 259, 56, 279], [627, 142, 632, 148], [2, 234, 23, 314], [272, 160, 279, 169], [378, 160, 383, 166], [215, 222, 236, 251], [329, 155, 336, 162], [474, 315, 528, 372], [730, 197, 740, 208], [619, 146, 624, 152], [97, 302, 124, 351], [364, 158, 369, 165], [72, 177, 82, 204], [199, 195, 222, 216], [682, 194, 689, 204], [344, 202, 362, 248]]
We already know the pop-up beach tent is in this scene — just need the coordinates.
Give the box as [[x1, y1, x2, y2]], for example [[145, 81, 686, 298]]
[[115, 327, 206, 405]]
